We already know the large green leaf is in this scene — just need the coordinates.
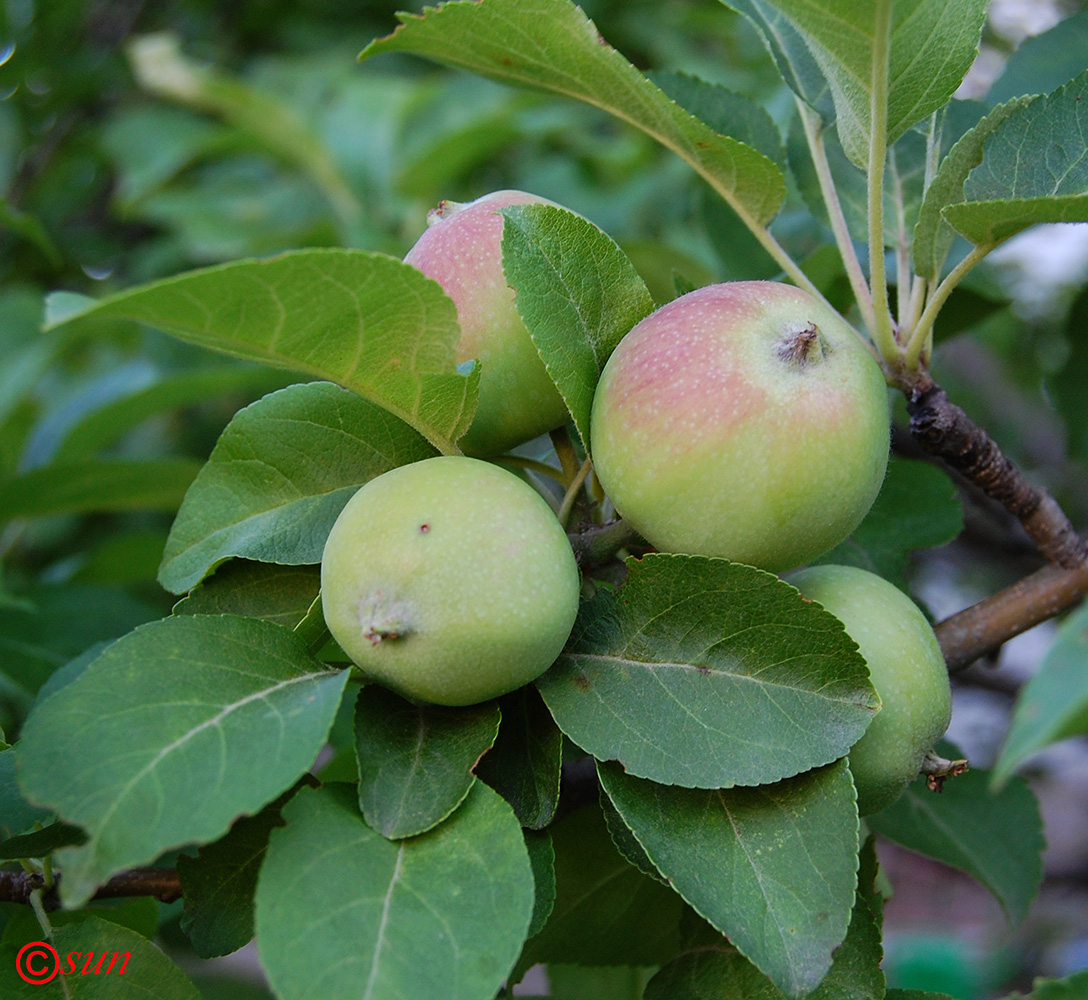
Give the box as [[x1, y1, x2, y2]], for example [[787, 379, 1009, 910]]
[[536, 554, 877, 788], [944, 72, 1088, 246], [158, 381, 437, 594], [741, 0, 988, 167], [500, 203, 654, 451], [255, 781, 534, 1000], [868, 766, 1044, 924], [355, 685, 500, 839], [44, 249, 479, 454], [0, 747, 51, 838], [992, 600, 1088, 785], [361, 0, 786, 227], [986, 9, 1088, 106], [17, 614, 349, 907], [172, 561, 321, 627], [0, 458, 201, 522], [600, 760, 859, 998], [0, 916, 201, 999]]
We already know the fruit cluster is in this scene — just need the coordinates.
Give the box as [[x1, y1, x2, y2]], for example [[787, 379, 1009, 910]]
[[321, 189, 952, 814]]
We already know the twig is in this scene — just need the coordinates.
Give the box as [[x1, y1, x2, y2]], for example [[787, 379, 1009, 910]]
[[568, 518, 640, 570], [936, 557, 1088, 671], [907, 380, 1088, 569], [0, 867, 182, 911]]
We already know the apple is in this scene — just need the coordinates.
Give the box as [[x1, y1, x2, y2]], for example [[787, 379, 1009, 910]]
[[589, 281, 890, 573], [404, 189, 570, 457], [787, 564, 952, 815], [320, 456, 581, 706]]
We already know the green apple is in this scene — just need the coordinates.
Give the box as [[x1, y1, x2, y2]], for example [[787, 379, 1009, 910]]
[[320, 456, 581, 706], [787, 564, 952, 815], [404, 189, 570, 457], [589, 281, 890, 573]]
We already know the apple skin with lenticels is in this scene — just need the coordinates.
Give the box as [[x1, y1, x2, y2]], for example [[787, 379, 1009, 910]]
[[404, 189, 571, 457], [787, 563, 953, 815], [589, 281, 891, 573], [320, 456, 581, 706]]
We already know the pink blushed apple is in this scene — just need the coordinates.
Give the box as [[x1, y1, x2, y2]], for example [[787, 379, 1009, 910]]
[[589, 281, 890, 572], [404, 190, 570, 457]]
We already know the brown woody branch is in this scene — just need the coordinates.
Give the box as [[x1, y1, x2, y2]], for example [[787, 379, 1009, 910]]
[[0, 867, 182, 911]]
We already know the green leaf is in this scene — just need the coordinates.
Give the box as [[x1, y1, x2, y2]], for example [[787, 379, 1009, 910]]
[[53, 366, 290, 463], [525, 828, 557, 939], [500, 203, 655, 451], [0, 584, 160, 697], [993, 600, 1088, 785], [0, 747, 51, 838], [1, 897, 160, 946], [475, 685, 563, 829], [720, 0, 835, 124], [536, 554, 878, 788], [998, 971, 1088, 1000], [986, 9, 1088, 106], [914, 97, 1031, 280], [0, 458, 201, 523], [743, 0, 988, 167], [867, 767, 1044, 925], [0, 915, 201, 999], [361, 0, 786, 227], [172, 561, 322, 627], [814, 456, 963, 587], [944, 72, 1088, 246], [599, 760, 859, 998], [16, 614, 349, 907], [158, 381, 437, 594], [355, 685, 501, 839], [177, 777, 318, 958], [515, 804, 684, 974], [0, 821, 86, 860], [885, 993, 958, 1000], [44, 249, 479, 454], [255, 781, 534, 1000]]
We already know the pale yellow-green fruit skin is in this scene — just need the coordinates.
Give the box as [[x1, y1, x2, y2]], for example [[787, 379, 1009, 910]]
[[404, 190, 570, 457], [320, 456, 581, 706], [788, 564, 952, 815], [590, 281, 890, 573]]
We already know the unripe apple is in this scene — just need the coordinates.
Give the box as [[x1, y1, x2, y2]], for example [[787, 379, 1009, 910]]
[[320, 456, 581, 706], [787, 564, 952, 815], [589, 281, 890, 573], [404, 190, 570, 457]]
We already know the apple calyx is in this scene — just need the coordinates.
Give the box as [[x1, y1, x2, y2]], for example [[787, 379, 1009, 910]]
[[777, 323, 826, 368], [359, 592, 413, 646], [425, 199, 467, 226], [921, 749, 970, 792]]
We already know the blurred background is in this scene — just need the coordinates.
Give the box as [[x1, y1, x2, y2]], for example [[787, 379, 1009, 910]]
[[1, 0, 1086, 996]]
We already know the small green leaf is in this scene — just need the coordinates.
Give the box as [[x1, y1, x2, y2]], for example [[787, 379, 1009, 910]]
[[525, 828, 557, 938], [17, 614, 349, 907], [986, 9, 1088, 106], [868, 766, 1044, 924], [361, 0, 786, 227], [255, 782, 534, 1000], [0, 747, 52, 838], [944, 72, 1088, 246], [44, 249, 479, 454], [997, 971, 1088, 1000], [737, 0, 988, 167], [814, 456, 963, 586], [0, 915, 201, 999], [537, 554, 877, 788], [0, 821, 86, 860], [172, 561, 322, 627], [515, 804, 684, 974], [0, 458, 201, 523], [600, 760, 859, 998], [914, 97, 1031, 279], [500, 203, 655, 451], [475, 685, 563, 829], [177, 777, 318, 958], [354, 685, 500, 839], [158, 381, 437, 594], [993, 600, 1088, 785]]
